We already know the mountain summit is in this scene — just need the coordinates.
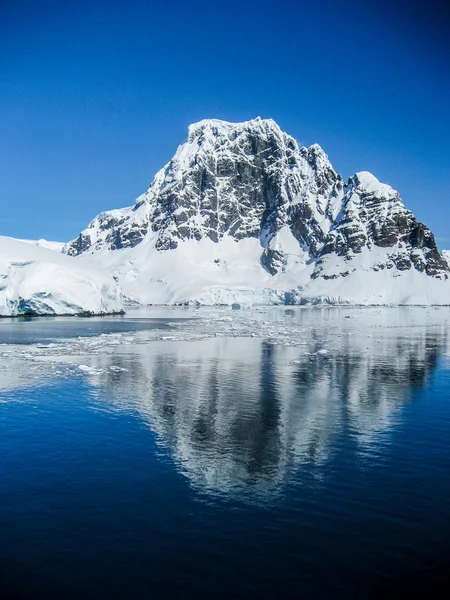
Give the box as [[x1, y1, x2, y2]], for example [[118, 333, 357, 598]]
[[65, 118, 450, 305]]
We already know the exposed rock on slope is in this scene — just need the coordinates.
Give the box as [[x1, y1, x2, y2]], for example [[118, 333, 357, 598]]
[[312, 172, 448, 280]]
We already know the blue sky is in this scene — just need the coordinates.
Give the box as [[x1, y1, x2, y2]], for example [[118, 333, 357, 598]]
[[1, 0, 449, 246]]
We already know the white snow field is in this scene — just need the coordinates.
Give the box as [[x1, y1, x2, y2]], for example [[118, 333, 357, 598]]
[[0, 236, 123, 317], [443, 250, 450, 268], [71, 230, 450, 307], [19, 238, 65, 252]]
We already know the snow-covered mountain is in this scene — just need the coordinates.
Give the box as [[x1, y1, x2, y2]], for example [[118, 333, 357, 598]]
[[0, 237, 122, 317], [65, 118, 450, 305]]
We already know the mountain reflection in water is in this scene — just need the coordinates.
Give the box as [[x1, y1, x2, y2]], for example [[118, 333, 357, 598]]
[[80, 314, 447, 499]]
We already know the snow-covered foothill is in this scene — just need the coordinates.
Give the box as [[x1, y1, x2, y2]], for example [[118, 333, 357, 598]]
[[0, 236, 123, 317], [19, 239, 65, 252]]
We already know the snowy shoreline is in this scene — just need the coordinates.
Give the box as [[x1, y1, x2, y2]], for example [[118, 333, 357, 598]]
[[3, 301, 450, 320]]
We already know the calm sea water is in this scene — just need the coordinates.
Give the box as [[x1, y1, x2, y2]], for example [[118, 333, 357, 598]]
[[1, 307, 450, 598]]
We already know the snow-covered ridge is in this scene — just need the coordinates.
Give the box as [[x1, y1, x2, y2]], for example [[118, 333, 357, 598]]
[[64, 118, 450, 306], [443, 250, 450, 268], [18, 238, 65, 252], [0, 236, 123, 317]]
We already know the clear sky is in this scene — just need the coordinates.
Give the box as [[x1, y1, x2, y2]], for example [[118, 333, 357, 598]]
[[1, 0, 449, 246]]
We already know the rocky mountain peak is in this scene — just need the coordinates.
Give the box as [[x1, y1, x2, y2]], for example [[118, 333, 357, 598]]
[[65, 118, 449, 288]]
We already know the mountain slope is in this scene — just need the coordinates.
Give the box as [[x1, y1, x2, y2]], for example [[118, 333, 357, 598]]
[[19, 239, 65, 252], [0, 237, 123, 316], [65, 118, 450, 305]]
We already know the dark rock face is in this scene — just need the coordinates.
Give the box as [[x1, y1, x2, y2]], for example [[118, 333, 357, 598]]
[[67, 233, 91, 256], [108, 225, 148, 251], [65, 119, 449, 281]]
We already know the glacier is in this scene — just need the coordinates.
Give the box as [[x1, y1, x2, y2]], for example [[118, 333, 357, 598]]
[[0, 236, 123, 317], [63, 117, 450, 306]]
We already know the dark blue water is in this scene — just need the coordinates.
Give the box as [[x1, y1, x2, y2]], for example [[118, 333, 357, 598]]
[[1, 309, 450, 598]]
